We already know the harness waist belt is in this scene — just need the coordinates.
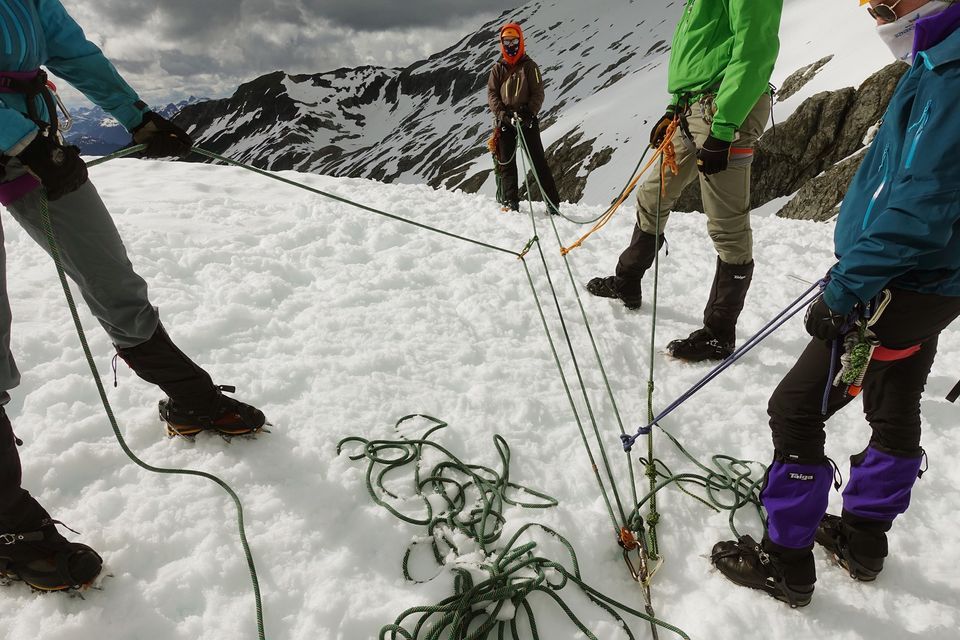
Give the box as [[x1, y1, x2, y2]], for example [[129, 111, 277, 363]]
[[0, 69, 44, 94], [872, 344, 922, 362]]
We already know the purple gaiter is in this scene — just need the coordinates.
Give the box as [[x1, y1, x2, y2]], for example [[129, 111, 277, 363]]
[[843, 446, 922, 522], [761, 460, 833, 549]]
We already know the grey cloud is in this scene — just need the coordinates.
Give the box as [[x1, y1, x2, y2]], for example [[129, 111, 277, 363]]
[[300, 0, 518, 30], [56, 1, 523, 104]]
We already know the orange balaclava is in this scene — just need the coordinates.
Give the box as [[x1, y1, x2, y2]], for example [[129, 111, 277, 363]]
[[499, 23, 525, 65]]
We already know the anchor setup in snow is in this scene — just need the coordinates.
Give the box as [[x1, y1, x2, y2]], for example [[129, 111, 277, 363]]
[[49, 132, 882, 638]]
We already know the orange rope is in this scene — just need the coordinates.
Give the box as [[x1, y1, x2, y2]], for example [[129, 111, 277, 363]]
[[487, 129, 499, 154], [560, 118, 680, 256]]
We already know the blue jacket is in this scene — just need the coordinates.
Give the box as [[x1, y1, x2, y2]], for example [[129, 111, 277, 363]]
[[825, 11, 960, 314], [0, 0, 147, 155]]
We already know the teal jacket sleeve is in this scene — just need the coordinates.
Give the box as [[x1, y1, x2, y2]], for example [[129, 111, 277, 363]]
[[824, 98, 960, 313], [37, 0, 149, 131], [711, 0, 783, 141]]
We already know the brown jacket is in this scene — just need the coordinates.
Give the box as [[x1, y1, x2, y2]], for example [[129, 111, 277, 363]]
[[487, 56, 544, 122]]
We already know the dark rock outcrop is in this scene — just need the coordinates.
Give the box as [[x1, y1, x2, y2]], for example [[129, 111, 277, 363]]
[[777, 55, 834, 102], [776, 149, 865, 222], [673, 61, 908, 220], [515, 128, 614, 203]]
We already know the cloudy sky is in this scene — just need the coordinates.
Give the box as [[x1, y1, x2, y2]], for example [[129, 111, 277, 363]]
[[61, 0, 523, 106]]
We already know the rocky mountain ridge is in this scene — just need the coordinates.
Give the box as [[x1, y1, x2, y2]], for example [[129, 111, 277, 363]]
[[167, 0, 899, 221]]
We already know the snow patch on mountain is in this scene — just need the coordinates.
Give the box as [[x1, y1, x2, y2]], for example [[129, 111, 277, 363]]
[[174, 0, 892, 208]]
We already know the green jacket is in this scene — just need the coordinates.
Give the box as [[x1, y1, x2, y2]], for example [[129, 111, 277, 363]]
[[668, 0, 783, 142]]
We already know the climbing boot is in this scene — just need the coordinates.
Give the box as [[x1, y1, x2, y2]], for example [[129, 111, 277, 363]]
[[586, 276, 642, 310], [0, 494, 102, 591], [712, 535, 815, 608], [815, 513, 886, 581], [116, 324, 266, 438], [159, 385, 266, 438], [666, 327, 733, 362]]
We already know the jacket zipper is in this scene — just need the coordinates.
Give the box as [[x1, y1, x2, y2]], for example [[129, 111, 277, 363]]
[[862, 144, 890, 231], [905, 100, 932, 170]]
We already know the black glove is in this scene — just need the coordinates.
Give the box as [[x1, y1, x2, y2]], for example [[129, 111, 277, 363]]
[[517, 107, 537, 126], [804, 295, 847, 341], [649, 106, 678, 148], [17, 134, 88, 201], [132, 111, 193, 158], [696, 135, 732, 175]]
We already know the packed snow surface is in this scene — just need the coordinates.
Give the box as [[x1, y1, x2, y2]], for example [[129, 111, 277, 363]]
[[1, 157, 957, 640]]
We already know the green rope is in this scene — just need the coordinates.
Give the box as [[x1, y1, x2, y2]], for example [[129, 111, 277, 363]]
[[37, 185, 266, 639], [515, 127, 643, 513], [189, 147, 520, 258], [85, 143, 149, 167], [515, 132, 632, 531], [338, 416, 690, 640], [642, 150, 667, 558], [518, 260, 623, 532], [513, 126, 768, 547], [72, 142, 766, 639], [508, 119, 650, 226]]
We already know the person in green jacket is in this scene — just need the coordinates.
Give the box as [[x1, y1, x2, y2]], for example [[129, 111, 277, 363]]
[[587, 0, 784, 362]]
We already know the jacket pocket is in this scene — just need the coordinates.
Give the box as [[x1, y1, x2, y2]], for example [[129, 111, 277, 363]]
[[862, 144, 890, 231], [904, 99, 932, 170]]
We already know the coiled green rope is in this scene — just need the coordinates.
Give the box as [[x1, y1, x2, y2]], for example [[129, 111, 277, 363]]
[[339, 415, 690, 640]]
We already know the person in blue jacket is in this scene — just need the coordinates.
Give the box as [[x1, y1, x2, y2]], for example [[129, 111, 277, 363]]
[[0, 0, 266, 591], [712, 0, 960, 607]]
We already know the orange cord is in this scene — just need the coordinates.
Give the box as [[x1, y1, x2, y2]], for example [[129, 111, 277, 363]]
[[487, 129, 499, 154], [560, 118, 680, 256]]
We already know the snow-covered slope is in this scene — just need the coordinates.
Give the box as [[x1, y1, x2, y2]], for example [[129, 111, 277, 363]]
[[175, 0, 892, 207], [1, 158, 957, 640]]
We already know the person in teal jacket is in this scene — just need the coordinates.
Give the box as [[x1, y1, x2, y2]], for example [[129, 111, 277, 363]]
[[0, 0, 266, 592], [712, 0, 960, 608], [587, 0, 783, 363]]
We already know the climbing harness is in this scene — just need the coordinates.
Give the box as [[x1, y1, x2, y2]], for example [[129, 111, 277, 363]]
[[0, 69, 63, 135], [833, 289, 893, 397]]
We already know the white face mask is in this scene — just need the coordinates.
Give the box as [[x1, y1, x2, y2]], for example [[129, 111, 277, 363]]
[[876, 1, 951, 64]]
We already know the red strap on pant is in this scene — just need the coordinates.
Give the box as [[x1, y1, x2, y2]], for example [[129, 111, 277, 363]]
[[872, 344, 922, 362]]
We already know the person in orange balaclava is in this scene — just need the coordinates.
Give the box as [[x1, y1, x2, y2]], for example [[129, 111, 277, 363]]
[[486, 23, 562, 215]]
